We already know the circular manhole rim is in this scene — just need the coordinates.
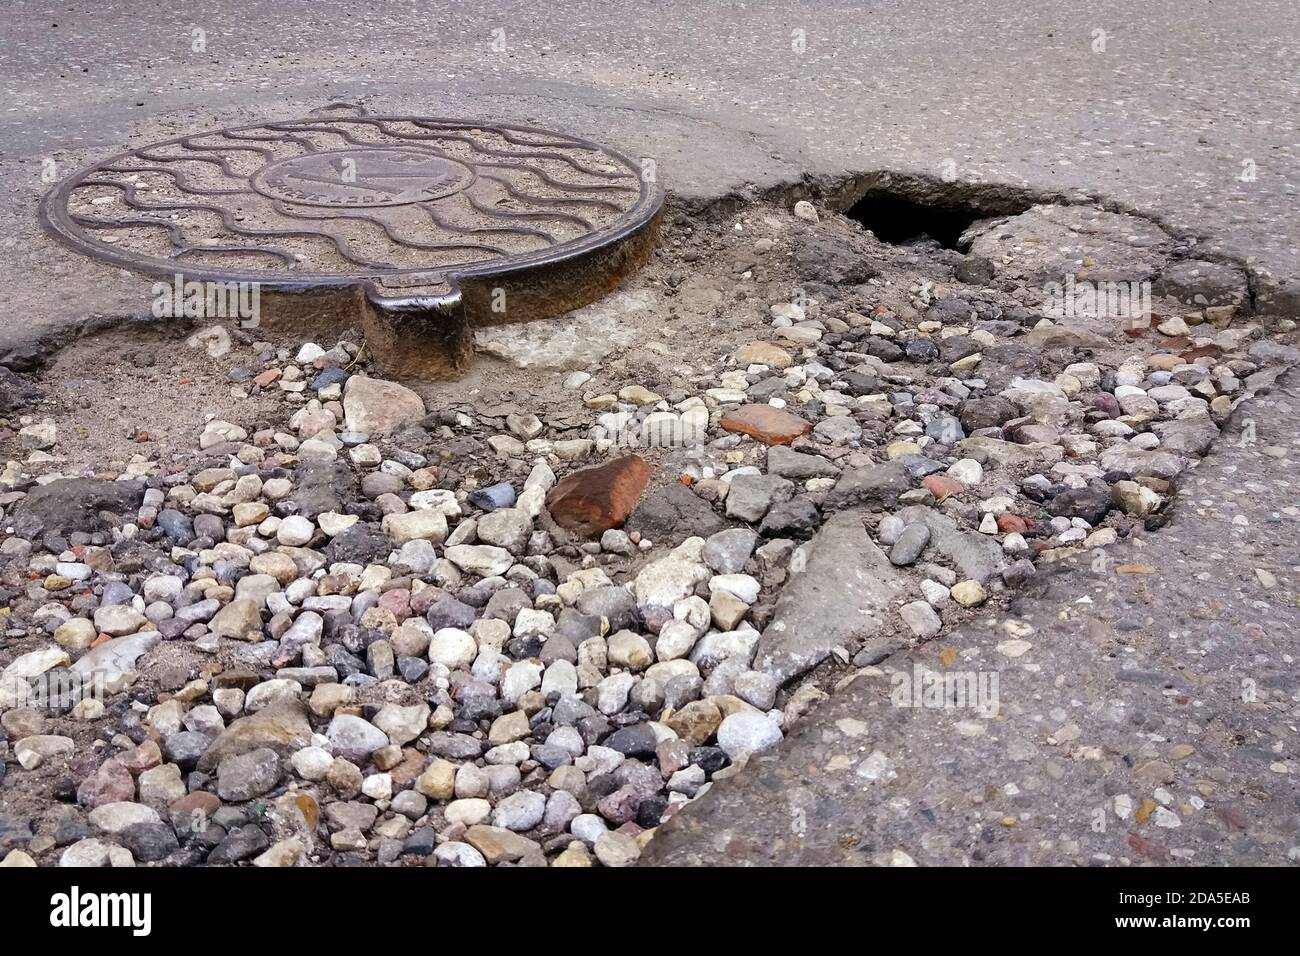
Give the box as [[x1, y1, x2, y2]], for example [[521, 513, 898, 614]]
[[39, 114, 664, 307]]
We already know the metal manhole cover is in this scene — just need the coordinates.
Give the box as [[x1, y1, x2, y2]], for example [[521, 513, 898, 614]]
[[249, 147, 477, 208], [39, 110, 663, 321]]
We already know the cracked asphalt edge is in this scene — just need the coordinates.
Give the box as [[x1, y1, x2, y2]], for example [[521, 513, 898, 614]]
[[642, 361, 1300, 866], [7, 86, 1299, 369]]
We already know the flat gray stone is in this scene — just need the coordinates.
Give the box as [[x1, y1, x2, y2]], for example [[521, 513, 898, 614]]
[[69, 631, 160, 693], [10, 478, 145, 538], [1151, 416, 1219, 457], [766, 444, 841, 479], [702, 528, 759, 574], [823, 462, 911, 510], [625, 481, 727, 542], [724, 474, 794, 522], [755, 511, 905, 684]]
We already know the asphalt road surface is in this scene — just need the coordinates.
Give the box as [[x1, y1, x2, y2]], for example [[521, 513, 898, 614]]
[[1, 0, 1298, 356]]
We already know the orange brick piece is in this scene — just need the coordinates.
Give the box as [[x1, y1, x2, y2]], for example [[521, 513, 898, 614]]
[[719, 405, 811, 446], [546, 455, 654, 538], [997, 513, 1030, 534], [921, 475, 964, 501]]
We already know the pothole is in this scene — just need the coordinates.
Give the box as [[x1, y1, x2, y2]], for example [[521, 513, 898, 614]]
[[3, 176, 1298, 871], [845, 190, 988, 250], [39, 108, 664, 378], [766, 171, 1044, 252]]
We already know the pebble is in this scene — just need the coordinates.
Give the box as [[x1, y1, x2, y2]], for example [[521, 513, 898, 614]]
[[889, 522, 931, 566], [900, 600, 942, 638], [716, 712, 783, 761], [792, 200, 819, 223], [950, 580, 987, 607], [594, 831, 643, 867]]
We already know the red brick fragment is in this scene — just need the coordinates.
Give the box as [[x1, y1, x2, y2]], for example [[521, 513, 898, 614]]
[[719, 405, 811, 446], [921, 475, 964, 501], [545, 455, 653, 538], [997, 513, 1030, 534]]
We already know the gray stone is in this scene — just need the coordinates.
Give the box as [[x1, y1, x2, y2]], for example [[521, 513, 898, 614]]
[[1153, 259, 1248, 306], [292, 459, 358, 518], [732, 671, 779, 710], [766, 444, 841, 479], [373, 703, 431, 746], [894, 506, 1004, 584], [959, 396, 1019, 432], [1248, 340, 1300, 366], [574, 585, 638, 631], [10, 478, 145, 538], [69, 631, 160, 692], [1151, 416, 1219, 457], [702, 528, 759, 574], [813, 416, 862, 444], [925, 415, 965, 444], [899, 600, 942, 638], [207, 825, 270, 863], [326, 524, 391, 564], [760, 496, 821, 538], [491, 790, 547, 832], [823, 462, 911, 510], [625, 482, 727, 541], [889, 522, 931, 566], [1099, 445, 1184, 480], [326, 715, 390, 763], [118, 822, 179, 862], [1047, 481, 1113, 526], [716, 711, 783, 760], [217, 748, 281, 801], [965, 204, 1170, 287], [755, 511, 905, 684], [423, 590, 478, 630], [196, 701, 314, 773], [88, 802, 161, 834], [725, 474, 794, 522], [432, 841, 488, 867], [477, 508, 533, 553]]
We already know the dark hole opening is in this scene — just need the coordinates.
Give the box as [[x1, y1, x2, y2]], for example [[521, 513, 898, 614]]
[[846, 192, 985, 250]]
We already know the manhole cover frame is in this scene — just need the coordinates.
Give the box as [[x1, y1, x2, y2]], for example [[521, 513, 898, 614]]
[[39, 112, 665, 314]]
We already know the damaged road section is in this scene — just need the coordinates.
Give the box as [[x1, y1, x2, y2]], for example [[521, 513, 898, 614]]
[[642, 363, 1300, 867], [0, 188, 1296, 869]]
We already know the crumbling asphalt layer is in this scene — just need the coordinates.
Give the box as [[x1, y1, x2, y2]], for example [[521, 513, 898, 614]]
[[643, 364, 1300, 866]]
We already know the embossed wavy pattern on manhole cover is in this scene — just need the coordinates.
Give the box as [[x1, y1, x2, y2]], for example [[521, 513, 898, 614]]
[[41, 112, 663, 311]]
